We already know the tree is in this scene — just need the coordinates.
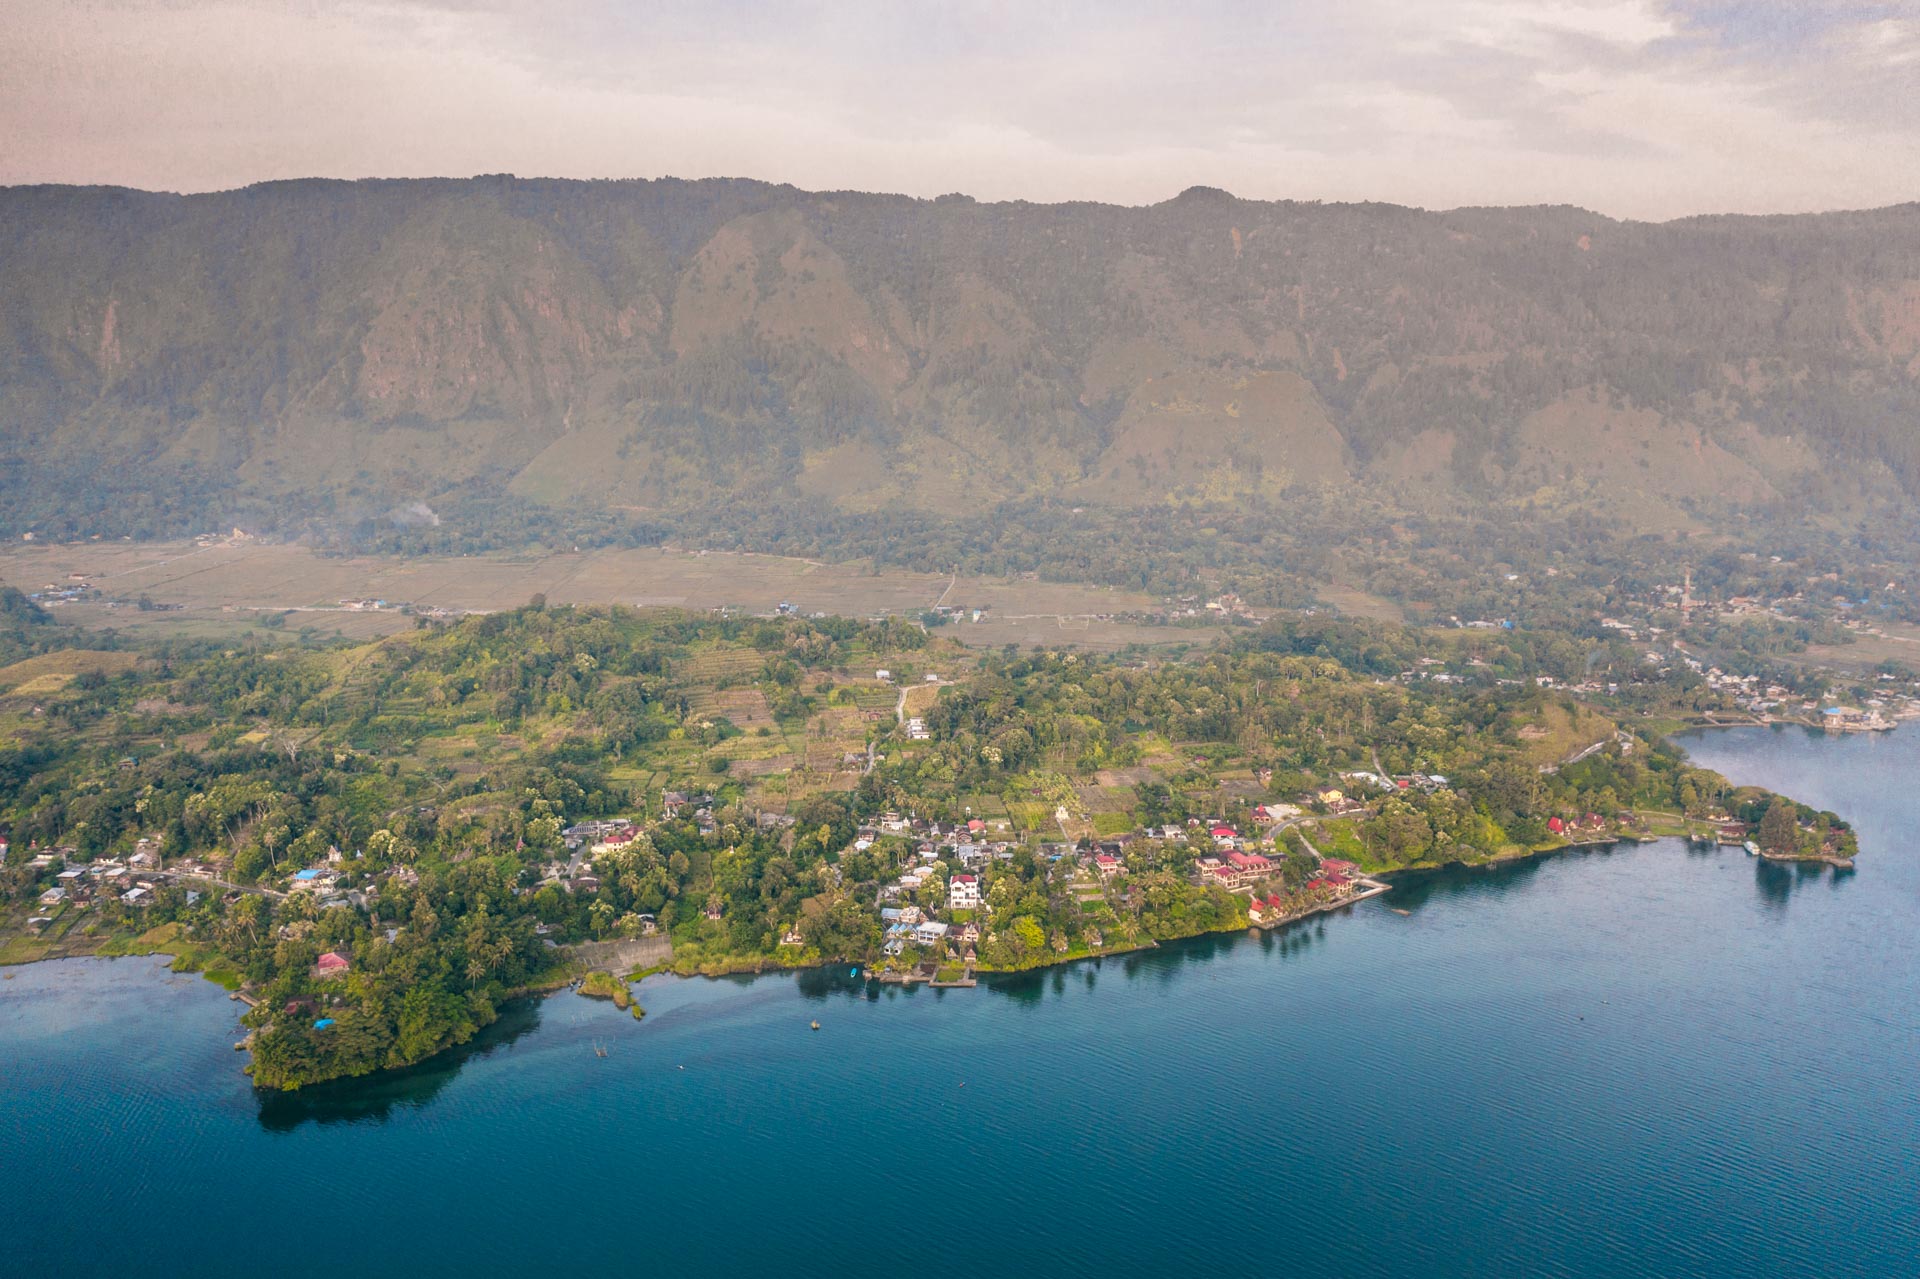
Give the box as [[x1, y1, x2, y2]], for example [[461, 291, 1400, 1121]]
[[1758, 800, 1799, 855]]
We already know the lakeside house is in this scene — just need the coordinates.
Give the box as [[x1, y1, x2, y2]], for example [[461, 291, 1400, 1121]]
[[1224, 851, 1273, 884]]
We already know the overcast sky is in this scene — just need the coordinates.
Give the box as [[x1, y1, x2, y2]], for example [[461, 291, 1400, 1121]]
[[2, 1, 1915, 220]]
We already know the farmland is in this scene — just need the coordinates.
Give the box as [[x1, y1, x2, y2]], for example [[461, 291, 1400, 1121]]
[[0, 540, 1222, 652]]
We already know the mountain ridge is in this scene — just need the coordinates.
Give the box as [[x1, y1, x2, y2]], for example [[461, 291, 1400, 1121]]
[[4, 173, 1919, 541]]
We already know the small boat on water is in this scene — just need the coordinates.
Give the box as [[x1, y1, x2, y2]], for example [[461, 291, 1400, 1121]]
[[1390, 908, 1411, 917], [1744, 840, 1760, 857], [810, 1020, 821, 1031]]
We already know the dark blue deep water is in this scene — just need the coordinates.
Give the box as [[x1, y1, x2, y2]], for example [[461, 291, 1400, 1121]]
[[4, 726, 1917, 1278]]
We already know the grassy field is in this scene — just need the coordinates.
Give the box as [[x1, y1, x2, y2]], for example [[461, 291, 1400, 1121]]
[[1791, 623, 1920, 674], [0, 649, 140, 694], [1314, 582, 1406, 624], [0, 541, 1222, 651]]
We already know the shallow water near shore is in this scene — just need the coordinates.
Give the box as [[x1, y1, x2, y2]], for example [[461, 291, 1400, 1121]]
[[4, 724, 1917, 1278]]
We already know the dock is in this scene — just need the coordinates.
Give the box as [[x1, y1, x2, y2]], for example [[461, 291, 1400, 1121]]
[[1250, 877, 1393, 931]]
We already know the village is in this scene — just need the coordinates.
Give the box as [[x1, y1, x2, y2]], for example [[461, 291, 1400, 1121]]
[[9, 777, 1399, 990]]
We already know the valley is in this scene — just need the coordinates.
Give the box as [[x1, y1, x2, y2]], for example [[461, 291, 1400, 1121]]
[[0, 539, 1235, 652]]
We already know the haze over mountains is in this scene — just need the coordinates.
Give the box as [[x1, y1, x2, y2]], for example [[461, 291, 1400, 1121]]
[[4, 175, 1919, 540]]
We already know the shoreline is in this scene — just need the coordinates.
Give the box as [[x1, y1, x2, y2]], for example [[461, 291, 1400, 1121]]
[[3, 832, 1845, 1089], [1672, 715, 1904, 738]]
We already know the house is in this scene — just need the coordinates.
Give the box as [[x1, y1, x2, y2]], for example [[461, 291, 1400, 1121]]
[[914, 920, 950, 946], [780, 928, 806, 947], [949, 873, 982, 910], [39, 886, 66, 905], [1093, 853, 1123, 877], [313, 951, 351, 978], [1547, 816, 1566, 835], [1226, 851, 1273, 879], [121, 886, 151, 905]]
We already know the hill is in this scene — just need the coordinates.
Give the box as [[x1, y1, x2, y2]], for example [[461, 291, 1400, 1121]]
[[3, 175, 1918, 548]]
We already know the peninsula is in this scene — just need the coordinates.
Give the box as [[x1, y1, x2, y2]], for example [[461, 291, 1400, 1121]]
[[0, 591, 1860, 1089]]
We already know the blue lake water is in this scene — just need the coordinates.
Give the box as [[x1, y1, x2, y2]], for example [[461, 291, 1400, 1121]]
[[3, 725, 1917, 1277]]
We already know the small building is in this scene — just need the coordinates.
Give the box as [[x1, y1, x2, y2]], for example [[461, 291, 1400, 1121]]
[[313, 951, 351, 979], [949, 873, 983, 910]]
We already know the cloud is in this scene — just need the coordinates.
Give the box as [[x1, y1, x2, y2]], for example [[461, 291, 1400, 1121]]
[[0, 0, 1914, 218]]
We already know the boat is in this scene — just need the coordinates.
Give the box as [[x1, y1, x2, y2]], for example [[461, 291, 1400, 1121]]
[[810, 1020, 820, 1031], [1743, 840, 1760, 857]]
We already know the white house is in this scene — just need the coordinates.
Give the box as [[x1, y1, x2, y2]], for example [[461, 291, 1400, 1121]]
[[949, 873, 982, 910]]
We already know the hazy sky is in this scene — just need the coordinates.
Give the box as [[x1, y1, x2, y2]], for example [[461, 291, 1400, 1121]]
[[3, 0, 1916, 219]]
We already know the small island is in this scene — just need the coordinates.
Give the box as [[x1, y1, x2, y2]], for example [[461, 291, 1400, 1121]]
[[0, 593, 1862, 1089]]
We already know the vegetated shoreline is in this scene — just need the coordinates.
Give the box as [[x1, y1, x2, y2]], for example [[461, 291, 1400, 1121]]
[[6, 822, 1839, 1092]]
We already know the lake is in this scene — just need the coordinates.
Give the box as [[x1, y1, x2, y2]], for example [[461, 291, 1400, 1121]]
[[3, 725, 1916, 1278]]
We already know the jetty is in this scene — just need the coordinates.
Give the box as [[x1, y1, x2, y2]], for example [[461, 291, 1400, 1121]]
[[1250, 877, 1393, 931]]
